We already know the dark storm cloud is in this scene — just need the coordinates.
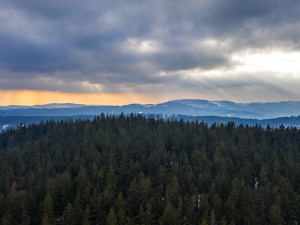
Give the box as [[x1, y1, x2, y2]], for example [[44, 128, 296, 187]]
[[0, 0, 300, 94]]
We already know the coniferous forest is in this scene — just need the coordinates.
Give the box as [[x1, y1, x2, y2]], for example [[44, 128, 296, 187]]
[[0, 114, 299, 225]]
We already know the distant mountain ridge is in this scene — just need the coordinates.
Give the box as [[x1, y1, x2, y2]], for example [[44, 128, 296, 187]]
[[0, 103, 85, 110], [0, 99, 300, 119]]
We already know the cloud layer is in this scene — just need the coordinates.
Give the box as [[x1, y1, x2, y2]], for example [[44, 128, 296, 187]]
[[1, 0, 300, 102]]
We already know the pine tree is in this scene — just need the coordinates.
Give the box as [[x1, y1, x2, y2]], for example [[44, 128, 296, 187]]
[[140, 200, 155, 225], [82, 205, 91, 225], [1, 210, 13, 225], [159, 201, 181, 225], [107, 207, 117, 225], [200, 218, 208, 225], [62, 203, 75, 225], [268, 204, 282, 225], [41, 213, 51, 225], [219, 216, 227, 225], [42, 194, 54, 223], [114, 193, 127, 224]]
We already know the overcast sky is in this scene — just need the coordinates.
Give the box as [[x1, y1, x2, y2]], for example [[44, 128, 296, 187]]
[[1, 0, 300, 105]]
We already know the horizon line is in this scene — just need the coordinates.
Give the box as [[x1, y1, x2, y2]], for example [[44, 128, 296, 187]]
[[1, 98, 300, 107]]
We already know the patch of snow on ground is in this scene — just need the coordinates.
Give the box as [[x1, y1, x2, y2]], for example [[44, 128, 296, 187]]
[[2, 124, 10, 130], [211, 101, 224, 107], [143, 104, 156, 108], [181, 103, 202, 108]]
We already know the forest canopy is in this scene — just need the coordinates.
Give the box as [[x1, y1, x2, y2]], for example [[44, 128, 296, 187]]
[[0, 114, 299, 225]]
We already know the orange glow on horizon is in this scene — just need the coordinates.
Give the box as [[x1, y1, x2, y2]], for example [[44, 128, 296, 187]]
[[0, 90, 165, 106]]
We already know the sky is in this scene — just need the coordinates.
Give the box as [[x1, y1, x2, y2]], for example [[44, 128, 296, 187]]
[[1, 0, 300, 105]]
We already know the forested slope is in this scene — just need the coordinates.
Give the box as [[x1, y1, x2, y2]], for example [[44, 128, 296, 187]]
[[0, 114, 299, 225]]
